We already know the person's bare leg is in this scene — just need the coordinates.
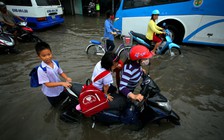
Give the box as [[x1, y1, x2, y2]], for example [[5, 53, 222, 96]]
[[152, 41, 162, 53], [13, 31, 18, 45]]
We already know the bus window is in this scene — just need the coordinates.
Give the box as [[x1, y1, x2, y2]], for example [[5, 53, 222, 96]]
[[153, 0, 189, 5], [153, 0, 169, 5], [36, 0, 60, 6], [123, 0, 152, 9], [169, 0, 190, 2], [3, 0, 32, 6]]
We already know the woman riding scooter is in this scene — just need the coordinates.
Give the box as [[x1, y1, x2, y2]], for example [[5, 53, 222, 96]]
[[145, 9, 166, 55]]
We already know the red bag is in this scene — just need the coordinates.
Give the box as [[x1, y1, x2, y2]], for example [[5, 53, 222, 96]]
[[79, 70, 110, 117]]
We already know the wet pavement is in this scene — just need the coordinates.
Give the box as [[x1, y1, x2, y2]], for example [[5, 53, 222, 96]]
[[0, 15, 224, 140]]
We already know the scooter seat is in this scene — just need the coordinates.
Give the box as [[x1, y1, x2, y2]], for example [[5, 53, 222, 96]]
[[90, 40, 101, 45], [130, 31, 154, 48], [130, 31, 147, 40]]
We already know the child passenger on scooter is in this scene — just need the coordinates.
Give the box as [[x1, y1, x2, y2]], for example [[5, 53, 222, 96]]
[[35, 42, 72, 107], [119, 45, 153, 102], [91, 52, 126, 110]]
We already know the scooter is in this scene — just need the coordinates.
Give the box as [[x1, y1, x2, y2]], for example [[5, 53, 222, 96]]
[[88, 7, 96, 16], [60, 73, 180, 130], [87, 2, 96, 16], [0, 25, 19, 54], [15, 21, 42, 42], [129, 23, 181, 56]]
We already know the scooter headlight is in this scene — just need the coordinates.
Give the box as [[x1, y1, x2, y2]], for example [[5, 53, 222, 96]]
[[0, 39, 14, 46], [19, 21, 27, 26], [157, 101, 172, 112]]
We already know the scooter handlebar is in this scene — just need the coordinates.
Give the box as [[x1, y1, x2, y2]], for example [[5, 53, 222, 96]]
[[114, 30, 121, 37], [132, 99, 145, 112], [66, 87, 78, 98]]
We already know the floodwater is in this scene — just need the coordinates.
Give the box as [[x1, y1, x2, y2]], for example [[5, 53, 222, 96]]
[[0, 15, 224, 140]]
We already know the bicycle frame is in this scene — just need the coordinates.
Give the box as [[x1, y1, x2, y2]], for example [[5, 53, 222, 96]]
[[85, 34, 132, 58]]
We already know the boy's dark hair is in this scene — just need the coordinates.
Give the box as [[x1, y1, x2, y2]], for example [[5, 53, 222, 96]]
[[105, 10, 113, 19], [35, 41, 51, 56], [101, 52, 119, 71]]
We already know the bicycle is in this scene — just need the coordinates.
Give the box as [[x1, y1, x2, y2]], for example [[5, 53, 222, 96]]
[[85, 32, 132, 62]]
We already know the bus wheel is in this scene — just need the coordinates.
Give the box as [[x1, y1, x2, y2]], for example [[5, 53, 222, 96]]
[[166, 24, 182, 43]]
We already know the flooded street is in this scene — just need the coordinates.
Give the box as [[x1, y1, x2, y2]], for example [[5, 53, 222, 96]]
[[0, 15, 224, 140]]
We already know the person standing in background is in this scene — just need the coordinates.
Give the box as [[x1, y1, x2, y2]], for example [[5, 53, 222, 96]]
[[95, 0, 100, 17], [104, 10, 119, 52]]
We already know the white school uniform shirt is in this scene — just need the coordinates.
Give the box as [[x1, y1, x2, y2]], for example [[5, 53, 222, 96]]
[[37, 60, 64, 97], [91, 61, 113, 91]]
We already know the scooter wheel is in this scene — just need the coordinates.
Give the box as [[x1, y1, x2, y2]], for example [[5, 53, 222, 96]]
[[169, 110, 180, 125], [128, 120, 144, 131], [170, 47, 181, 56], [31, 36, 42, 42]]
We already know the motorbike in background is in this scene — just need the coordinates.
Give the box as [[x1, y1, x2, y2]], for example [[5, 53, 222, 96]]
[[87, 1, 96, 16], [0, 25, 19, 54], [129, 23, 181, 56], [15, 21, 42, 43]]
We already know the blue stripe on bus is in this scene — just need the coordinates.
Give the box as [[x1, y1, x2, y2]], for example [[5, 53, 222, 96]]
[[183, 40, 224, 47], [184, 19, 224, 43], [23, 16, 64, 30]]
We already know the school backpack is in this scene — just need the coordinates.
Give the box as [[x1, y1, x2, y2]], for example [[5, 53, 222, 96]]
[[79, 70, 110, 117], [29, 60, 59, 88]]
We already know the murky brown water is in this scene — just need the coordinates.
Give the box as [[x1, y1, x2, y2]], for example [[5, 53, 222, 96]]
[[0, 15, 224, 140]]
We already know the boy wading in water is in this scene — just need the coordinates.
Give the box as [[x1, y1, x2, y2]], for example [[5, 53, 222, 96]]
[[35, 42, 72, 107]]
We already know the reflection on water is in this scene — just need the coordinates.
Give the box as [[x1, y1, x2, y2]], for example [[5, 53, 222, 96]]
[[0, 15, 224, 140]]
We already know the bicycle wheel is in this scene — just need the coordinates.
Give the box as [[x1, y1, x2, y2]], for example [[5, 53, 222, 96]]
[[86, 44, 105, 56], [117, 47, 131, 62], [169, 47, 181, 56]]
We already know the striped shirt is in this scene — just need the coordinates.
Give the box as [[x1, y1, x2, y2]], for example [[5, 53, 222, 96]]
[[119, 61, 143, 97]]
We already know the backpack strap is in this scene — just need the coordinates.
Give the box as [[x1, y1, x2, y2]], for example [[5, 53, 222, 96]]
[[53, 60, 59, 68], [93, 70, 110, 83], [39, 64, 47, 72]]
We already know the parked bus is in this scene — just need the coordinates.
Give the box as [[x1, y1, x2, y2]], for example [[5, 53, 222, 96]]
[[1, 0, 64, 30], [114, 0, 224, 47]]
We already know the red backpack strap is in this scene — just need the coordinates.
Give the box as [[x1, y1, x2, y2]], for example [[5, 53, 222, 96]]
[[93, 70, 110, 83]]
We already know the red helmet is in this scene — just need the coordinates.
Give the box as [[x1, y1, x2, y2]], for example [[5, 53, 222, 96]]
[[129, 45, 153, 61]]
